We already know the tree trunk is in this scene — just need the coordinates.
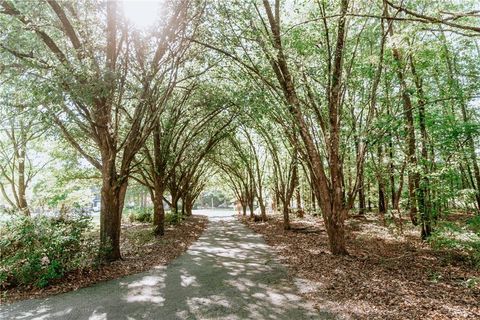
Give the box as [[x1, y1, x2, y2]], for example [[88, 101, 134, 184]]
[[261, 0, 349, 255], [386, 4, 419, 226], [367, 180, 372, 211], [377, 145, 387, 216], [185, 196, 194, 216], [17, 142, 30, 216], [100, 176, 128, 261], [247, 130, 267, 221], [410, 55, 432, 239], [282, 202, 290, 230], [249, 198, 254, 219], [172, 197, 179, 216], [311, 187, 316, 211], [294, 161, 303, 216], [259, 201, 267, 221], [273, 192, 279, 213], [152, 182, 165, 236], [353, 109, 365, 215], [324, 206, 348, 255], [181, 197, 186, 216], [357, 168, 366, 215], [378, 184, 386, 215]]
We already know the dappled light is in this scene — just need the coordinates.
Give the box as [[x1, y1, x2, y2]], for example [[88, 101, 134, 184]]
[[125, 274, 166, 304], [1, 0, 479, 318], [0, 214, 327, 319]]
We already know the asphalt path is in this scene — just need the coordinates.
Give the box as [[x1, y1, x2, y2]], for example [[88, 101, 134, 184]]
[[0, 210, 333, 319]]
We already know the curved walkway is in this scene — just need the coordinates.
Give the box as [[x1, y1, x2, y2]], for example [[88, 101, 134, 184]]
[[0, 211, 333, 319]]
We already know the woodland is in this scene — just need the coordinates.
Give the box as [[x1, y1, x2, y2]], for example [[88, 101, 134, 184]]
[[0, 0, 479, 318]]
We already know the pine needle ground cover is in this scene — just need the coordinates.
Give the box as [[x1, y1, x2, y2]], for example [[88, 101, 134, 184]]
[[244, 214, 480, 320], [1, 215, 207, 304]]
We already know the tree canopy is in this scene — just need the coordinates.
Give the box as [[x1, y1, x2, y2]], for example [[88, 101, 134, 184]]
[[0, 0, 479, 262]]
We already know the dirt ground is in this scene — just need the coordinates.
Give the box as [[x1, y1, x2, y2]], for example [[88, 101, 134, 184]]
[[243, 213, 480, 320], [1, 215, 208, 304]]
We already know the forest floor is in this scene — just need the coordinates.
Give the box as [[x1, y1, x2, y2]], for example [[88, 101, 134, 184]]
[[243, 213, 480, 320], [0, 215, 208, 304], [0, 212, 325, 320]]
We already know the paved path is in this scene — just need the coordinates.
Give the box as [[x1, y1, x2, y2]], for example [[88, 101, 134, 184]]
[[1, 211, 332, 319]]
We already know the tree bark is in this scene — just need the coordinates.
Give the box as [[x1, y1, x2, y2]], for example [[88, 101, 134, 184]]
[[152, 182, 165, 236], [368, 183, 372, 212], [282, 201, 290, 230], [259, 201, 267, 221], [17, 133, 30, 216], [378, 183, 386, 215], [294, 161, 304, 217], [377, 145, 387, 215], [181, 198, 186, 216], [311, 186, 316, 211], [185, 195, 194, 216], [100, 174, 127, 261], [171, 196, 179, 217], [324, 207, 347, 254], [248, 197, 255, 219]]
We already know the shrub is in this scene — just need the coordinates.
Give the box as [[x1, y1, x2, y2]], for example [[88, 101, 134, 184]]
[[165, 211, 177, 225], [165, 211, 183, 225], [127, 208, 152, 223], [429, 222, 480, 268], [127, 208, 183, 225], [0, 213, 97, 288], [467, 215, 480, 234]]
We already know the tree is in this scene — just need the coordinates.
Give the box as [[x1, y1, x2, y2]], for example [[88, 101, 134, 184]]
[[0, 105, 47, 215], [0, 0, 194, 260]]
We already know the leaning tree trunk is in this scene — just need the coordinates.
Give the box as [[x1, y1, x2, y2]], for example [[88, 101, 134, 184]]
[[100, 172, 128, 261]]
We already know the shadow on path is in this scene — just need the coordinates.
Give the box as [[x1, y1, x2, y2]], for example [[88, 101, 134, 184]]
[[0, 214, 335, 319]]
